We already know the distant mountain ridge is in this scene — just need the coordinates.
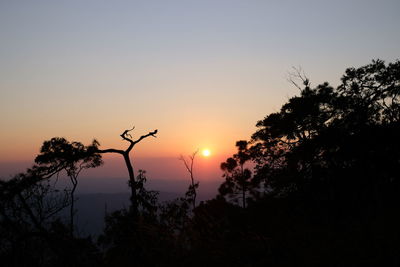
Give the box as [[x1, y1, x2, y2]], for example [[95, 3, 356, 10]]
[[69, 189, 216, 237], [71, 191, 180, 236]]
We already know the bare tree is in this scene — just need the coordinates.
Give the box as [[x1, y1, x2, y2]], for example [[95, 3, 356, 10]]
[[179, 150, 199, 209], [97, 127, 158, 214], [287, 66, 310, 91]]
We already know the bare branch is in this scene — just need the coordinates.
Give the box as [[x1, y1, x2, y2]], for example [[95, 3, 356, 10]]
[[95, 126, 158, 214], [189, 149, 198, 161], [120, 126, 135, 141], [179, 155, 191, 174], [189, 150, 198, 175], [179, 149, 199, 209], [287, 66, 310, 91], [131, 129, 158, 146], [97, 148, 124, 154]]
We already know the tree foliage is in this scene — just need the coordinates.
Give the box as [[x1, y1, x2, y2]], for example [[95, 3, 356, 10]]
[[216, 59, 400, 265], [219, 140, 255, 208], [250, 59, 400, 202], [1, 59, 399, 266], [0, 138, 103, 266]]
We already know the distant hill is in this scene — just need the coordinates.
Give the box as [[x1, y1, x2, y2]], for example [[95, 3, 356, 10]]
[[74, 176, 221, 196], [69, 189, 216, 237], [71, 191, 177, 236]]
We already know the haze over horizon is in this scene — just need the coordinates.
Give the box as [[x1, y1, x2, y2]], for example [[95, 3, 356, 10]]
[[0, 155, 224, 196]]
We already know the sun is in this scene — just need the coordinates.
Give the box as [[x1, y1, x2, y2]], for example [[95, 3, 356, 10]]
[[202, 149, 211, 157]]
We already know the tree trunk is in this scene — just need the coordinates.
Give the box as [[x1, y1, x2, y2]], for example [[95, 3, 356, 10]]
[[97, 128, 157, 216], [69, 174, 78, 236], [191, 176, 197, 210], [123, 153, 138, 215], [242, 188, 246, 209]]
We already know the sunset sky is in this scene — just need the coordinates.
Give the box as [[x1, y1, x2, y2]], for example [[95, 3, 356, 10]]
[[1, 1, 399, 183]]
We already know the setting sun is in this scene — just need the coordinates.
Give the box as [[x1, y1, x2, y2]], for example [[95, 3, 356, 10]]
[[202, 149, 211, 157]]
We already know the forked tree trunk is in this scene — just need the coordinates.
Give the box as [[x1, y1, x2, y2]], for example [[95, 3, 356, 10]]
[[123, 153, 138, 213], [97, 127, 158, 215]]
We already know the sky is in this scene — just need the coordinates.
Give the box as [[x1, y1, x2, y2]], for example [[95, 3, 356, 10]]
[[1, 0, 399, 184]]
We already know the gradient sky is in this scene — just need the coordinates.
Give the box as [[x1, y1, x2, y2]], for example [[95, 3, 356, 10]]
[[1, 0, 399, 180]]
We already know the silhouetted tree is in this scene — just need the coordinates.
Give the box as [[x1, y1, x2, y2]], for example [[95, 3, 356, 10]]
[[219, 141, 255, 208], [97, 127, 158, 215], [243, 59, 400, 265], [251, 59, 400, 196], [98, 169, 180, 267], [133, 170, 159, 216], [34, 137, 102, 236], [3, 59, 399, 267], [98, 59, 400, 266], [0, 169, 70, 254], [179, 150, 199, 209], [0, 137, 103, 266]]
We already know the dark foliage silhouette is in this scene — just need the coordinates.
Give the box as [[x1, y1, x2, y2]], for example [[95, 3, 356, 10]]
[[1, 59, 399, 266], [219, 140, 256, 208], [0, 138, 103, 266], [244, 59, 400, 266], [213, 59, 400, 266], [98, 170, 175, 267], [35, 137, 103, 235]]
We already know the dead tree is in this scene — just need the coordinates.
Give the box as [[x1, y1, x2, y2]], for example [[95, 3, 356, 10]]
[[287, 66, 310, 91], [179, 150, 199, 209], [97, 127, 158, 215]]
